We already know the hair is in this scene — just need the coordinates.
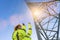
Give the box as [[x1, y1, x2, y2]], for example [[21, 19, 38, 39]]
[[14, 24, 22, 31]]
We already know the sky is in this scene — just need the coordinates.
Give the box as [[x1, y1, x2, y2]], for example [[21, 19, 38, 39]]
[[0, 0, 60, 40], [0, 0, 38, 40]]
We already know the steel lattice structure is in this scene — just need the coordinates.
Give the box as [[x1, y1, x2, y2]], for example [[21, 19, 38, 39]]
[[25, 0, 60, 40]]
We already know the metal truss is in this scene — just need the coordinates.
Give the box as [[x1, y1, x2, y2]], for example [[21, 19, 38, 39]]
[[25, 0, 60, 40]]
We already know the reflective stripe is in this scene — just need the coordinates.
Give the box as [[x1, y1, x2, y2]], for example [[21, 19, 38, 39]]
[[25, 36, 30, 38], [21, 29, 26, 32], [13, 38, 14, 40], [25, 36, 31, 40], [28, 33, 31, 35], [29, 28, 32, 30], [16, 32, 19, 40]]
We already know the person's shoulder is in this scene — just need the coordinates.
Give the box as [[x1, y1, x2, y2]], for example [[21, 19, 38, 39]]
[[14, 30, 18, 33], [17, 29, 24, 32]]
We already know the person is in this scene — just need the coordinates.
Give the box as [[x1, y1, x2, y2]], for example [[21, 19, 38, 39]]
[[12, 23, 32, 40], [12, 24, 26, 40]]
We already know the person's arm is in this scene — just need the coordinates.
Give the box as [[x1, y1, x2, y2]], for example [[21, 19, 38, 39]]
[[22, 23, 26, 32], [12, 31, 17, 40], [27, 23, 32, 37]]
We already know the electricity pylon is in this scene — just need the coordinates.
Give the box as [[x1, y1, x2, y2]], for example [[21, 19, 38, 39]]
[[25, 0, 60, 40]]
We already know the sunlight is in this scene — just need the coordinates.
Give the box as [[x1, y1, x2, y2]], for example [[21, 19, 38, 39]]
[[32, 7, 49, 22]]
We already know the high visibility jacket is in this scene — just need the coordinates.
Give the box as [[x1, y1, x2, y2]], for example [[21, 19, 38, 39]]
[[12, 23, 32, 40], [12, 29, 26, 40]]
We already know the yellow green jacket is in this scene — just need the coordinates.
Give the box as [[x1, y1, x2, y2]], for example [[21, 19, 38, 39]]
[[12, 23, 32, 40]]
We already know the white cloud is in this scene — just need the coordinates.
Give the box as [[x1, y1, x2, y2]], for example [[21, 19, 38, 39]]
[[0, 20, 7, 30], [9, 14, 23, 26]]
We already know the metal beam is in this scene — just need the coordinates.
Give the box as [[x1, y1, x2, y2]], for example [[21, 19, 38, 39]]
[[57, 13, 60, 40], [39, 29, 57, 32], [34, 22, 42, 40], [39, 23, 49, 40]]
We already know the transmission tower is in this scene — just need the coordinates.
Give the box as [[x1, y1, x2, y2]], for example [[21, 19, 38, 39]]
[[25, 0, 60, 40]]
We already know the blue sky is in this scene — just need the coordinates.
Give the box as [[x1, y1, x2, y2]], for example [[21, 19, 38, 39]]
[[0, 0, 38, 40], [0, 0, 60, 40]]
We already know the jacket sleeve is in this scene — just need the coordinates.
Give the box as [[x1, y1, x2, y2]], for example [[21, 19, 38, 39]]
[[27, 23, 32, 37], [12, 31, 17, 40], [22, 24, 26, 32]]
